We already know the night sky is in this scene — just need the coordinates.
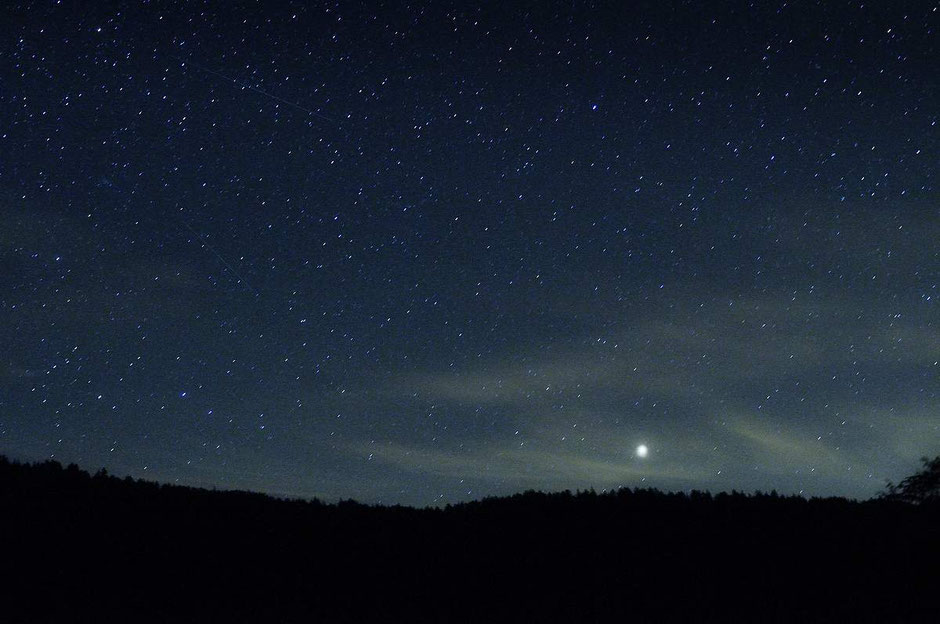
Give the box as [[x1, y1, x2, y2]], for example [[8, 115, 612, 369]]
[[2, 1, 937, 506]]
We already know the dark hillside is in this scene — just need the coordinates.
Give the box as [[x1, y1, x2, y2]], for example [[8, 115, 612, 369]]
[[1, 456, 937, 623]]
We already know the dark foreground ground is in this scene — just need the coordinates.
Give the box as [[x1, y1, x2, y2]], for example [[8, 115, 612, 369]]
[[1, 456, 937, 623]]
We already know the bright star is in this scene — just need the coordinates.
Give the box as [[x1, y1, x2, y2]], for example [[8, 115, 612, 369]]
[[636, 444, 649, 458]]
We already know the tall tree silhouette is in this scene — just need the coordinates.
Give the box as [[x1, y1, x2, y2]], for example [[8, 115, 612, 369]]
[[883, 456, 940, 505]]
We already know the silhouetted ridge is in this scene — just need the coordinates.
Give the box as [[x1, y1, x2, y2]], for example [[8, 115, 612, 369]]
[[1, 455, 937, 623]]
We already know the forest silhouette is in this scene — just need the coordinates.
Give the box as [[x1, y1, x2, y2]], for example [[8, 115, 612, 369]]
[[1, 454, 937, 623]]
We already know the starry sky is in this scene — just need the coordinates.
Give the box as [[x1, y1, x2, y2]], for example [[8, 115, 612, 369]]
[[2, 0, 937, 506]]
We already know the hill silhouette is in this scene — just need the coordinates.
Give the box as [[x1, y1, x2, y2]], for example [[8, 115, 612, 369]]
[[1, 455, 937, 623]]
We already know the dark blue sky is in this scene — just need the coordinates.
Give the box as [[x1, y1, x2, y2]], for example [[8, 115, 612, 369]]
[[2, 0, 937, 505]]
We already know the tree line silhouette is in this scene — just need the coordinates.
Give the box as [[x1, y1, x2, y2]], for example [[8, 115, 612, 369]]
[[1, 454, 937, 623]]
